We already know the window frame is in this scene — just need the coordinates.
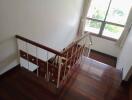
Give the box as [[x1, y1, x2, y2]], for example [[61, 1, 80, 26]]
[[85, 0, 125, 41]]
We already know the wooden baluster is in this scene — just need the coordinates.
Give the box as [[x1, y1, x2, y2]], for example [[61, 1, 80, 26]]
[[84, 36, 89, 57], [79, 45, 82, 64], [80, 45, 84, 64], [83, 37, 86, 56], [76, 44, 79, 64], [88, 45, 91, 57], [88, 35, 92, 57], [57, 56, 62, 88], [88, 34, 92, 57], [53, 55, 56, 66], [70, 46, 74, 66], [74, 44, 77, 65], [76, 47, 79, 64], [77, 45, 80, 64], [80, 37, 86, 62], [26, 42, 30, 70], [64, 52, 68, 80], [36, 47, 39, 77]]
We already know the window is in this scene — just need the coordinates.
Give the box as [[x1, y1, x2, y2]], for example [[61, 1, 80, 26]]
[[85, 0, 132, 40]]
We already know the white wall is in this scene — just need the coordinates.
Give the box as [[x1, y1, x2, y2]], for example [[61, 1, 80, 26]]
[[91, 36, 121, 57], [0, 0, 84, 74], [117, 27, 132, 80]]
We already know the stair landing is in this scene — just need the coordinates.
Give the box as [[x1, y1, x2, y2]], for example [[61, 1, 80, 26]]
[[0, 57, 125, 100]]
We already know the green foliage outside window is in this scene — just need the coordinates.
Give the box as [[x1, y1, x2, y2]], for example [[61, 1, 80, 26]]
[[89, 7, 124, 33]]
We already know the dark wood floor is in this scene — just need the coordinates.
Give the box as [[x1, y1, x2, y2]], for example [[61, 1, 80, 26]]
[[60, 57, 127, 100], [0, 67, 58, 100], [0, 56, 128, 100], [89, 50, 117, 67]]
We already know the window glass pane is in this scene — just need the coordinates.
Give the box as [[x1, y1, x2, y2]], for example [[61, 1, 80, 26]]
[[102, 24, 124, 39], [106, 0, 132, 25], [87, 0, 110, 20], [85, 20, 101, 34]]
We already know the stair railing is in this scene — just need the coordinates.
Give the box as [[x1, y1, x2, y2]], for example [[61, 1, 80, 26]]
[[16, 32, 92, 88]]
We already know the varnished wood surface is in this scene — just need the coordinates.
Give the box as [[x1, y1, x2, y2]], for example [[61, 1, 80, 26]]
[[16, 35, 62, 55], [0, 67, 58, 100], [16, 33, 89, 56], [0, 57, 128, 100], [89, 50, 117, 67], [60, 57, 123, 100]]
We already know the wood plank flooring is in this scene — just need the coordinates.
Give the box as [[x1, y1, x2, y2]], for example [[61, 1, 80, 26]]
[[0, 56, 128, 100], [0, 67, 57, 100], [60, 57, 123, 100], [89, 50, 117, 67]]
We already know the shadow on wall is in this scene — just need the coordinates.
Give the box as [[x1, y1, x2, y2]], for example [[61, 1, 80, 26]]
[[0, 36, 18, 74], [0, 53, 18, 68]]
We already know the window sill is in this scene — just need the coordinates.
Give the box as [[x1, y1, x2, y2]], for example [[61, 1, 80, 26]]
[[84, 31, 118, 42]]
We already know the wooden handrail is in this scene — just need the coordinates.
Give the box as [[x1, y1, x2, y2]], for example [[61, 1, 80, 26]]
[[16, 35, 62, 56], [16, 33, 91, 56], [75, 33, 89, 43], [62, 33, 90, 54]]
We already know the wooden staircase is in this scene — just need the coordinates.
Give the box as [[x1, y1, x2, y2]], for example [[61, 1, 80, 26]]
[[16, 33, 92, 89]]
